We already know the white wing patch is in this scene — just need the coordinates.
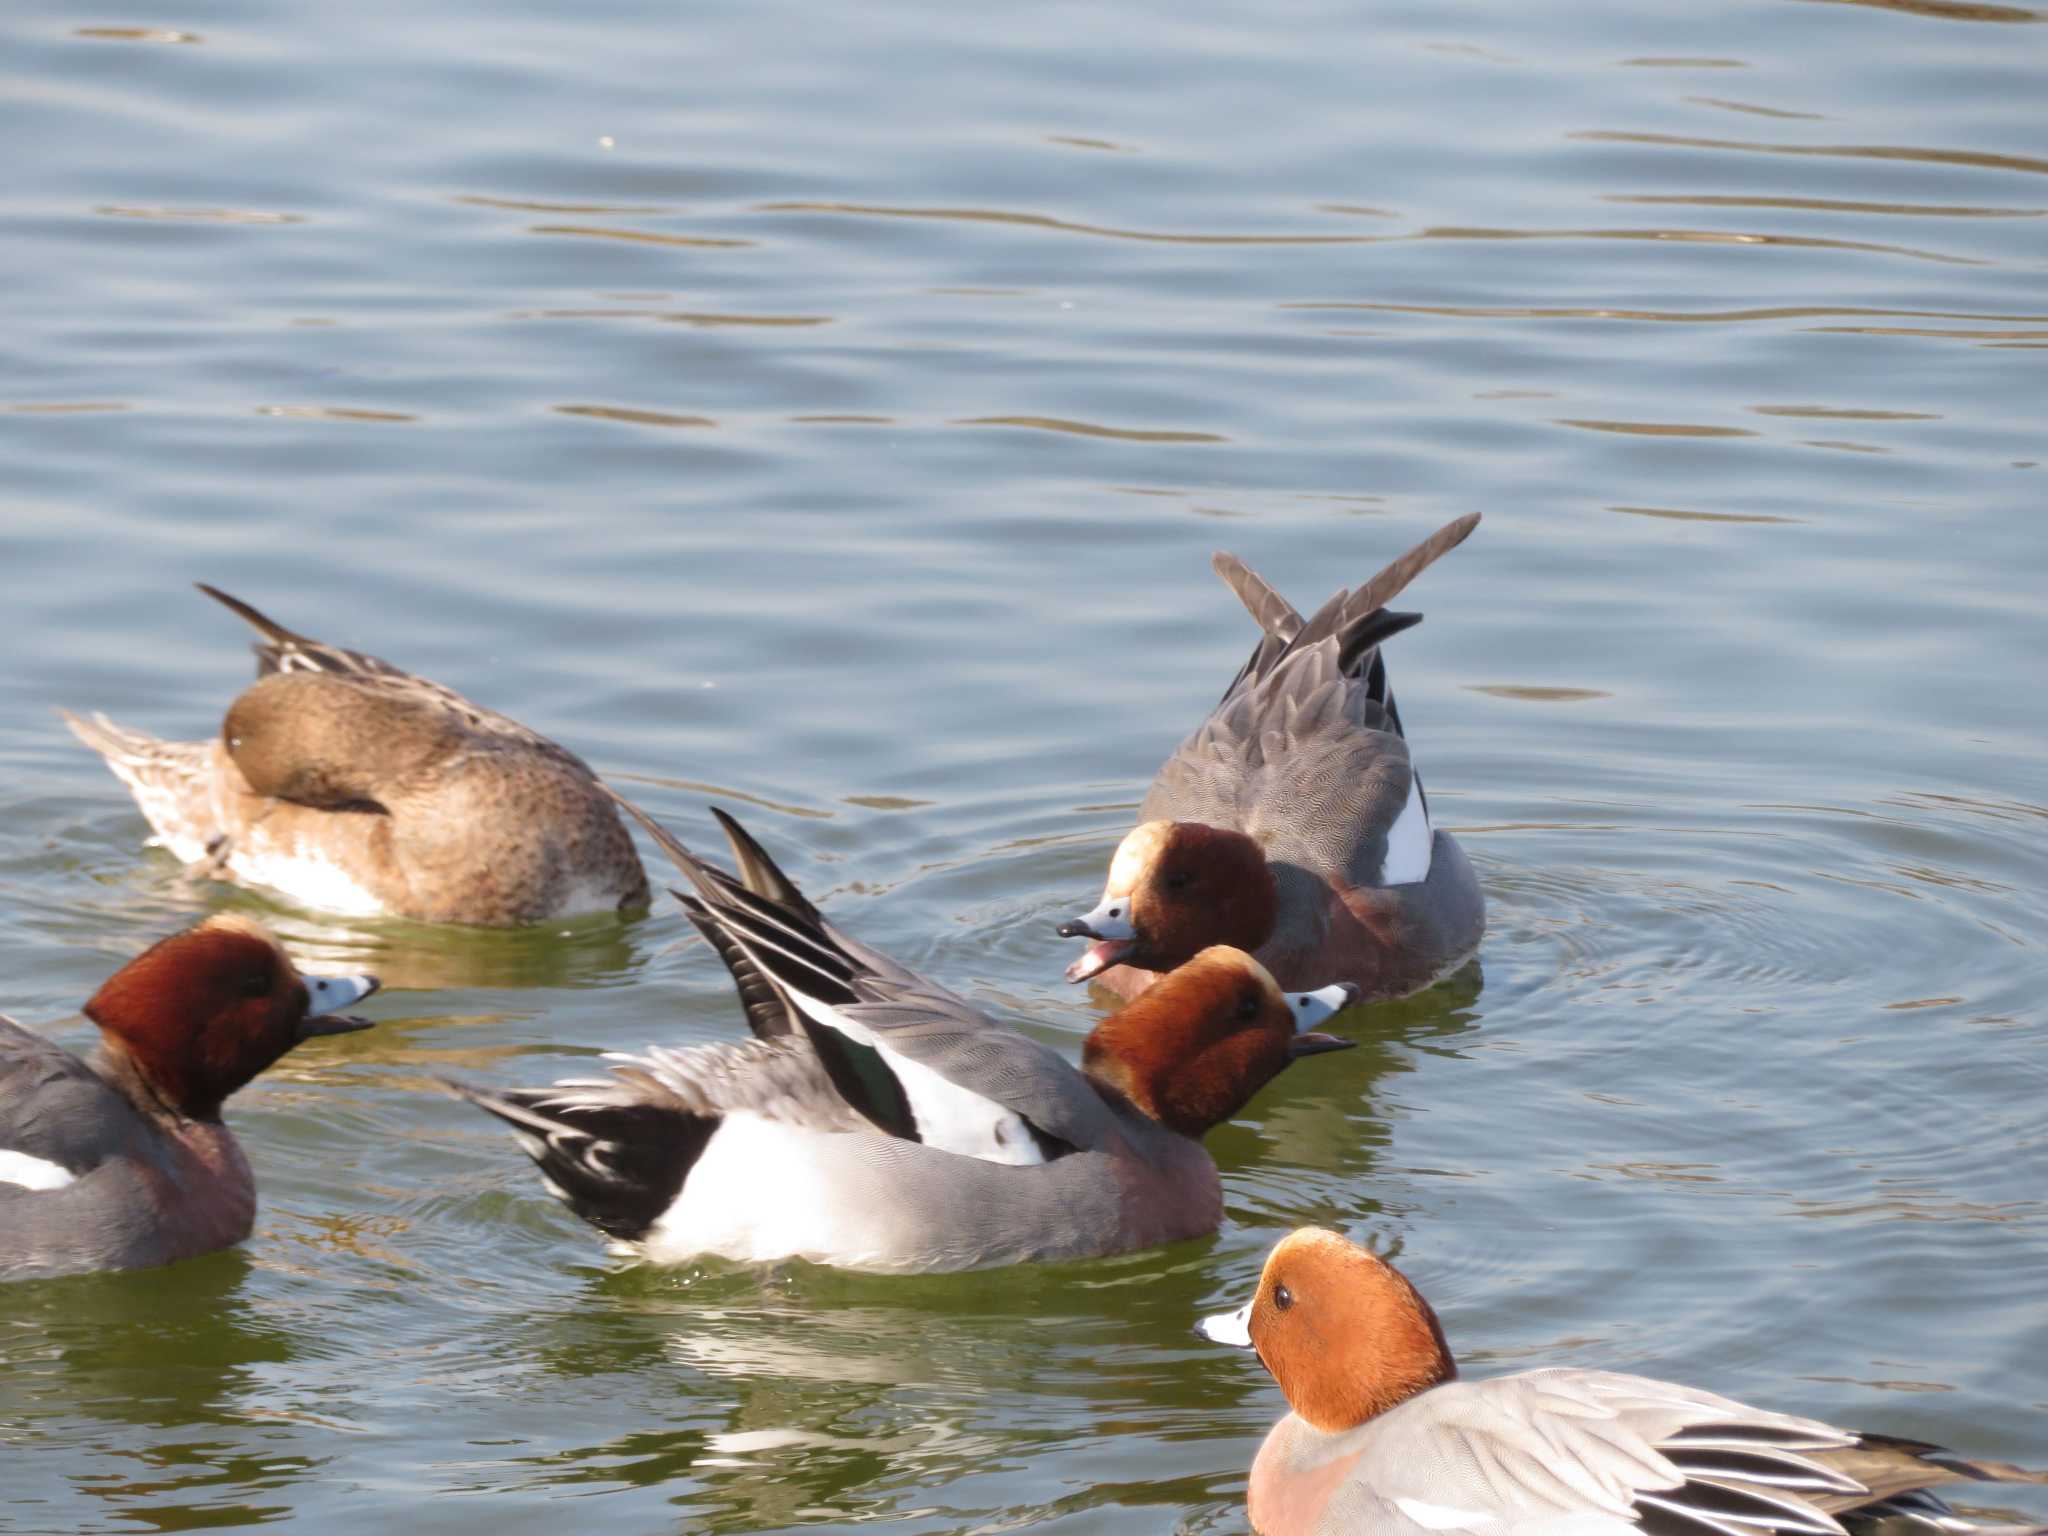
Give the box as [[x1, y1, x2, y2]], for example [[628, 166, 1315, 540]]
[[805, 1004, 1046, 1167], [0, 1150, 77, 1191], [1380, 771, 1433, 886], [1394, 1498, 1493, 1531]]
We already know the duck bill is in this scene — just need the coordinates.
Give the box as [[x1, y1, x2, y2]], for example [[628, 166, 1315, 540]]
[[1063, 937, 1136, 983], [1197, 1300, 1254, 1349], [1286, 981, 1361, 1032], [1056, 897, 1138, 983], [298, 973, 381, 1038]]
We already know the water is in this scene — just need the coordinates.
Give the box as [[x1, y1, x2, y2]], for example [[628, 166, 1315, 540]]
[[3, 0, 2045, 1528]]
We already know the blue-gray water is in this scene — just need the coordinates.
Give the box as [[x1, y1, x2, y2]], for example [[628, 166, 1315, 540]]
[[3, 0, 2045, 1530]]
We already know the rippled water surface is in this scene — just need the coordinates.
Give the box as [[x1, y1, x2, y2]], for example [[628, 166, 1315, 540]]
[[3, 0, 2045, 1530]]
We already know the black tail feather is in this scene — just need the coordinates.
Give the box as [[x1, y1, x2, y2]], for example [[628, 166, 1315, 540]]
[[709, 806, 819, 919], [445, 1077, 711, 1244], [607, 792, 921, 1145], [195, 583, 307, 647]]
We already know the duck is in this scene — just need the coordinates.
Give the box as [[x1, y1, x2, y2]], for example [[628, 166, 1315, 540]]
[[0, 914, 379, 1282], [449, 801, 1360, 1274], [1058, 515, 1486, 1003], [1201, 1227, 2048, 1536], [63, 585, 650, 927]]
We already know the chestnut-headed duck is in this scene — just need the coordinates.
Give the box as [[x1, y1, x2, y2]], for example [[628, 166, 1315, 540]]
[[450, 802, 1359, 1274], [1059, 515, 1485, 1003], [64, 585, 649, 927], [0, 915, 378, 1282], [1202, 1228, 2048, 1536]]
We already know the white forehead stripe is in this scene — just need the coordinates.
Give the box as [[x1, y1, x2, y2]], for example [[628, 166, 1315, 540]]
[[1380, 772, 1432, 886], [0, 1150, 77, 1191], [1107, 820, 1172, 893]]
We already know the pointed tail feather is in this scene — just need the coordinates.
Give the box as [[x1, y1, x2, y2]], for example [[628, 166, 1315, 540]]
[[1212, 552, 1304, 644], [612, 792, 920, 1144], [196, 582, 409, 681], [709, 805, 819, 918], [1286, 514, 1478, 660], [1349, 512, 1481, 618], [1213, 514, 1478, 702], [194, 583, 311, 648], [61, 710, 219, 860], [60, 708, 185, 770], [1851, 1435, 2048, 1492], [606, 789, 829, 1039]]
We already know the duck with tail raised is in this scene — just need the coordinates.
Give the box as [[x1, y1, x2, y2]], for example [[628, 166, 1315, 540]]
[[1060, 515, 1486, 1003], [450, 800, 1360, 1274]]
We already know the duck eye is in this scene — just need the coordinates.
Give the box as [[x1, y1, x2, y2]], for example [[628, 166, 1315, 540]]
[[1273, 1283, 1294, 1312], [1163, 871, 1191, 893], [239, 969, 272, 999], [1236, 992, 1260, 1022]]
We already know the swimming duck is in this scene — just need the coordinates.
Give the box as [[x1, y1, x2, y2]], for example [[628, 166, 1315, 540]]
[[64, 585, 649, 927], [450, 802, 1359, 1273], [1060, 515, 1485, 1002], [1202, 1227, 2048, 1536], [1, 915, 378, 1281]]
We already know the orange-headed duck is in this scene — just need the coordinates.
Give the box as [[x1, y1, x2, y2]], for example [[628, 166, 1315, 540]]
[[450, 802, 1358, 1273], [1202, 1227, 2048, 1536], [1060, 515, 1485, 1002], [0, 915, 378, 1281], [64, 585, 649, 926]]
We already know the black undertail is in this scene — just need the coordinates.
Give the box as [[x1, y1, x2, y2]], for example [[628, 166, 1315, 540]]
[[448, 1080, 714, 1244]]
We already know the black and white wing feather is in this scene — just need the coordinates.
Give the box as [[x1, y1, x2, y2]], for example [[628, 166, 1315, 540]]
[[613, 797, 1109, 1164]]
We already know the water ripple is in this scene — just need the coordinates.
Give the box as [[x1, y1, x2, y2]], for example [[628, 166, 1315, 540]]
[[1572, 130, 2048, 178], [953, 416, 1226, 444]]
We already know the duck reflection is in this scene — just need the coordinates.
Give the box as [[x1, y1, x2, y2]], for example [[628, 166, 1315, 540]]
[[73, 869, 652, 992], [0, 1251, 327, 1521]]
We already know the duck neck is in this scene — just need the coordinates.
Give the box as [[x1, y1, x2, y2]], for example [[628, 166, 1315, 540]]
[[91, 1037, 215, 1126]]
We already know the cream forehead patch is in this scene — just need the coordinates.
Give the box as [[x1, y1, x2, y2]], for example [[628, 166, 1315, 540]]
[[1107, 820, 1174, 892], [1190, 944, 1279, 993], [198, 912, 281, 947]]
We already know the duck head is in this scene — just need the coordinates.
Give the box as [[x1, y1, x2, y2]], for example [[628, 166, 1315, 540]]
[[1199, 1226, 1457, 1431], [84, 914, 379, 1121], [1059, 821, 1278, 984], [223, 673, 454, 810], [1081, 946, 1354, 1137]]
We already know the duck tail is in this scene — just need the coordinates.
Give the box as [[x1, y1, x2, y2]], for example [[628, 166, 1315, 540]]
[[441, 1075, 711, 1245], [1856, 1434, 2048, 1490], [60, 710, 219, 861], [1348, 512, 1481, 617], [1211, 514, 1477, 704], [1212, 553, 1304, 644], [195, 583, 399, 681]]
